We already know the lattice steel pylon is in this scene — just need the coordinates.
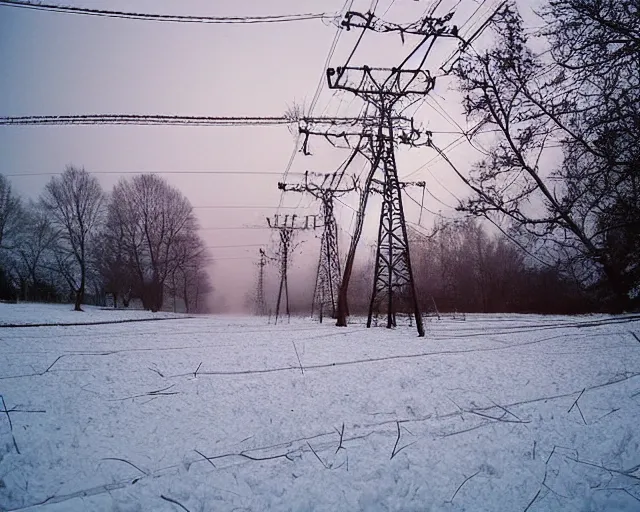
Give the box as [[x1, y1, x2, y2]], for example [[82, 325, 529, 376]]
[[325, 9, 461, 336], [267, 214, 316, 324], [293, 8, 464, 336], [254, 248, 267, 315], [278, 172, 355, 321], [320, 68, 436, 336]]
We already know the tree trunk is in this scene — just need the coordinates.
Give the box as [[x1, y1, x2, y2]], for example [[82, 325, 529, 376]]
[[182, 278, 190, 314], [74, 288, 83, 311], [601, 260, 631, 313], [148, 278, 163, 312], [74, 262, 85, 311]]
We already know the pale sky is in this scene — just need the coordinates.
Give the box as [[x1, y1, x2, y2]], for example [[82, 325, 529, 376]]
[[0, 0, 542, 311]]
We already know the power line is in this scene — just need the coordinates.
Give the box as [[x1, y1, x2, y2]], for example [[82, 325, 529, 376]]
[[405, 191, 450, 218], [0, 1, 336, 24], [308, 0, 353, 116], [193, 205, 310, 210], [3, 170, 306, 177], [277, 0, 354, 222], [0, 115, 290, 126], [212, 256, 256, 261], [206, 244, 264, 249], [199, 226, 271, 231]]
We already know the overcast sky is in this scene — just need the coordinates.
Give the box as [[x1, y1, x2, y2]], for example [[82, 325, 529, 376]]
[[0, 0, 542, 311]]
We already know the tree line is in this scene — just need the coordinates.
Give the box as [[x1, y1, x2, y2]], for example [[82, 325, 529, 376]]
[[342, 219, 592, 316], [327, 0, 639, 317], [0, 167, 211, 312]]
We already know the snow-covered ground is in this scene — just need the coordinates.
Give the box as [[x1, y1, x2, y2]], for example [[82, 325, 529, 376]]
[[1, 304, 640, 511], [0, 303, 183, 327]]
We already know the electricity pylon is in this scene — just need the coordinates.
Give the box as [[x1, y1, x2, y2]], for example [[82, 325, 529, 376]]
[[254, 248, 267, 315], [323, 76, 438, 337], [296, 8, 462, 337], [267, 214, 316, 324], [278, 171, 356, 321]]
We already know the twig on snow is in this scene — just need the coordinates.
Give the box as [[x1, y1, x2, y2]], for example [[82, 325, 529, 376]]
[[101, 457, 147, 476], [194, 362, 202, 378], [43, 355, 65, 374], [0, 395, 20, 454], [447, 396, 465, 421], [148, 366, 165, 378], [391, 421, 401, 459], [335, 423, 345, 454], [109, 384, 179, 401], [160, 494, 191, 512], [533, 440, 536, 460], [568, 388, 587, 424], [390, 420, 419, 459], [467, 409, 531, 424], [307, 442, 328, 468], [546, 445, 577, 465], [524, 488, 542, 512], [292, 341, 304, 375], [438, 421, 491, 438], [3, 407, 46, 413], [194, 449, 216, 468], [193, 449, 295, 466], [237, 451, 295, 462], [593, 408, 620, 423], [448, 470, 480, 503], [565, 455, 640, 482], [525, 444, 576, 509], [487, 398, 522, 421], [630, 331, 640, 344]]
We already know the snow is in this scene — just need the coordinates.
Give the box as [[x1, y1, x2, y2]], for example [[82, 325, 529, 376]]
[[0, 303, 183, 327], [1, 304, 640, 511]]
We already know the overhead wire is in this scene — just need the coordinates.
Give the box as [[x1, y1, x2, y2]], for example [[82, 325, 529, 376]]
[[206, 244, 265, 249], [275, 0, 354, 226], [405, 191, 450, 218], [199, 226, 271, 231], [0, 0, 336, 24], [307, 0, 353, 116], [193, 205, 310, 210], [0, 115, 290, 126], [4, 170, 307, 177]]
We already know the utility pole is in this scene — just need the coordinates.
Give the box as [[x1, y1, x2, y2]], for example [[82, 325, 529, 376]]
[[278, 171, 356, 321], [254, 248, 267, 316], [296, 8, 462, 336], [267, 214, 316, 324]]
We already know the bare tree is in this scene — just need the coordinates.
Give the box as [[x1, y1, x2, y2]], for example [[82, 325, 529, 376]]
[[454, 2, 639, 311], [13, 203, 58, 301], [0, 174, 23, 252], [109, 174, 206, 312], [169, 231, 210, 313], [0, 174, 24, 299], [41, 166, 105, 311], [96, 203, 136, 308]]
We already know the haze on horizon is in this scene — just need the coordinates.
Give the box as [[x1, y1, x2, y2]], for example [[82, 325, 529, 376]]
[[0, 0, 539, 312]]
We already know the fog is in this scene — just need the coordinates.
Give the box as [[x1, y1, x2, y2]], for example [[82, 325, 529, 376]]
[[0, 0, 544, 312]]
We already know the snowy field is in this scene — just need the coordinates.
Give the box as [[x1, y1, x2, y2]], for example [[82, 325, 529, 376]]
[[1, 304, 640, 511], [0, 303, 184, 327]]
